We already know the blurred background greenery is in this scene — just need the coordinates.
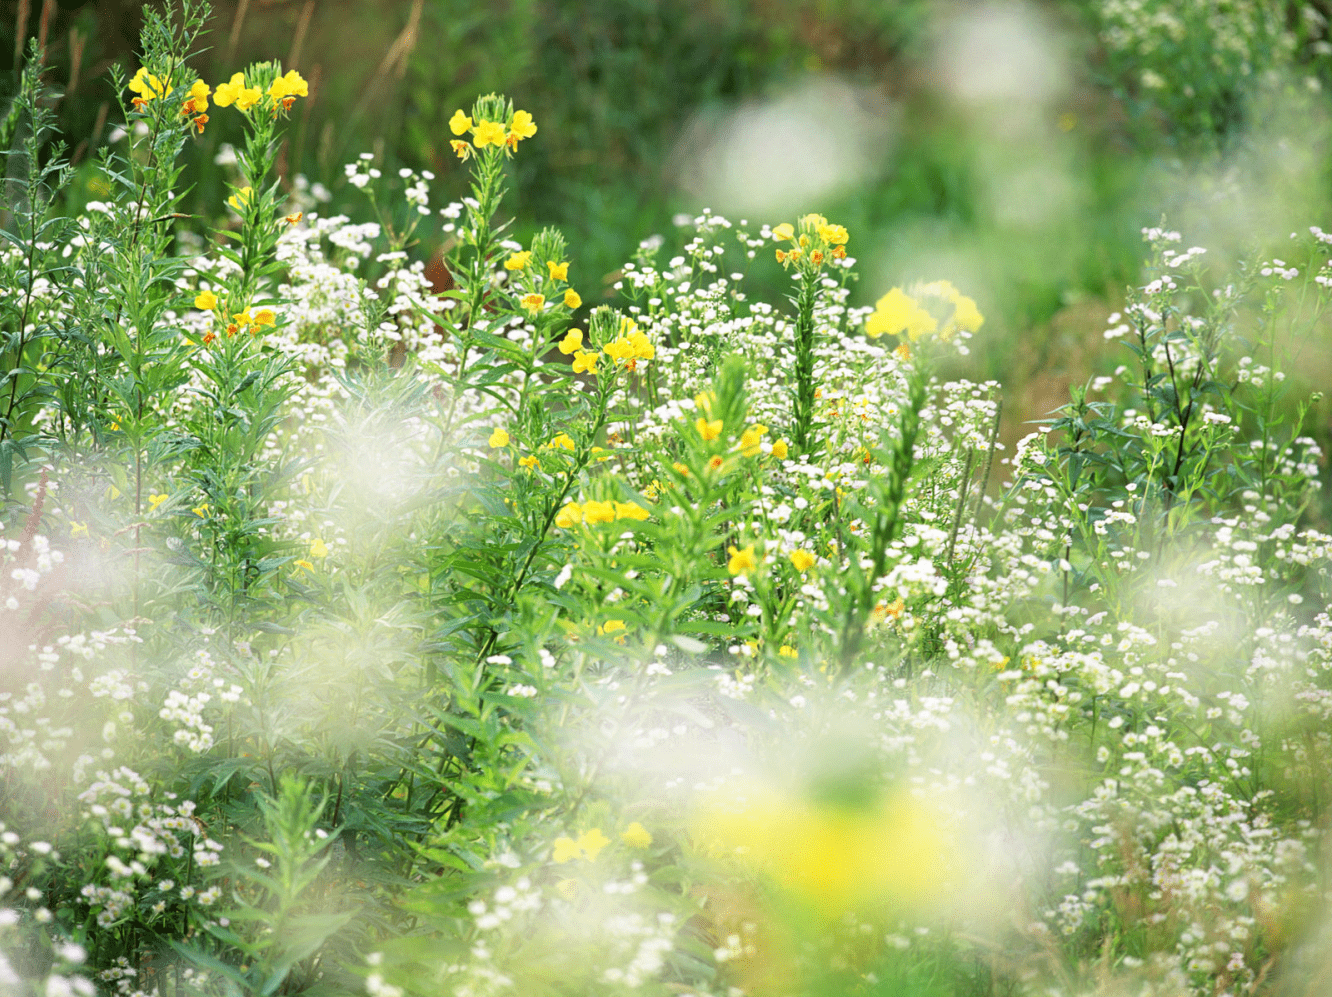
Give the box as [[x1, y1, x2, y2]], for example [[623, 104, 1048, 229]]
[[5, 0, 1332, 455]]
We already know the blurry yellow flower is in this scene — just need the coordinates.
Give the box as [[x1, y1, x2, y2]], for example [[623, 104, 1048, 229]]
[[194, 289, 218, 311], [450, 140, 472, 161], [505, 251, 532, 271], [192, 503, 210, 518], [547, 260, 569, 281], [294, 559, 314, 572], [597, 619, 626, 636], [865, 287, 937, 341], [547, 433, 576, 451], [614, 501, 650, 521], [552, 836, 581, 864], [489, 427, 510, 448], [627, 329, 654, 360], [558, 328, 583, 354], [251, 308, 276, 327], [771, 438, 789, 460], [520, 293, 545, 313], [583, 500, 616, 524], [473, 119, 506, 147], [603, 338, 634, 362], [772, 222, 794, 241], [790, 549, 816, 572], [148, 493, 169, 512], [519, 455, 538, 469], [310, 538, 330, 558], [577, 828, 609, 861], [708, 455, 724, 470], [564, 289, 582, 309], [572, 350, 598, 375], [449, 109, 473, 135], [778, 645, 798, 658], [285, 212, 303, 225], [622, 822, 653, 849], [554, 502, 584, 528], [739, 423, 767, 457], [509, 109, 538, 141], [227, 186, 254, 212], [696, 417, 723, 441], [672, 461, 690, 476], [69, 521, 89, 538], [798, 212, 826, 229], [727, 544, 757, 575]]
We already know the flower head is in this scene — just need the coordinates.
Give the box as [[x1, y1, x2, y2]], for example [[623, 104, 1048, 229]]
[[505, 251, 532, 271], [449, 110, 472, 136], [473, 120, 506, 148], [558, 328, 584, 355], [547, 260, 569, 281], [865, 287, 937, 341], [128, 66, 172, 106], [555, 502, 584, 529], [790, 549, 816, 572], [520, 293, 545, 314], [621, 822, 653, 849], [564, 289, 582, 309], [772, 222, 795, 241], [227, 186, 254, 213], [727, 545, 758, 576], [509, 109, 538, 142], [489, 427, 510, 448], [696, 417, 723, 442], [194, 290, 218, 311]]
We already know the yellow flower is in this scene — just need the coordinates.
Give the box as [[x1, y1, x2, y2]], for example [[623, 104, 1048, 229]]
[[520, 293, 545, 313], [251, 308, 276, 327], [450, 139, 472, 161], [708, 455, 725, 470], [696, 417, 723, 441], [622, 822, 653, 849], [227, 186, 254, 212], [505, 251, 532, 271], [558, 328, 583, 355], [547, 260, 569, 281], [564, 289, 582, 309], [597, 619, 626, 635], [772, 222, 795, 241], [627, 329, 654, 360], [489, 427, 510, 448], [790, 549, 817, 572], [727, 544, 757, 575], [672, 462, 690, 476], [231, 310, 253, 327], [267, 70, 308, 104], [473, 119, 506, 148], [148, 493, 169, 512], [771, 438, 789, 460], [192, 503, 210, 518], [69, 521, 89, 538], [614, 501, 650, 521], [739, 423, 767, 457], [778, 645, 798, 658], [552, 836, 581, 864], [817, 222, 849, 246], [183, 79, 210, 114], [509, 109, 538, 141], [519, 455, 538, 469], [194, 289, 218, 311], [603, 337, 634, 362], [213, 72, 246, 107], [577, 828, 609, 861], [128, 66, 172, 104], [865, 287, 937, 342], [294, 559, 314, 572], [554, 502, 584, 528], [547, 433, 576, 451], [310, 538, 329, 558], [583, 500, 616, 524], [572, 350, 598, 375], [449, 109, 473, 136]]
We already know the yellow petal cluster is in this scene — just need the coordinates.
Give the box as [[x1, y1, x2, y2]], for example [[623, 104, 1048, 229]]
[[865, 287, 937, 341], [727, 544, 758, 575]]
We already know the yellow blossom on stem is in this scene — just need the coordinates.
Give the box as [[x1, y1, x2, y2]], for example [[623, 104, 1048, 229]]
[[790, 549, 817, 572], [310, 538, 330, 558], [771, 439, 789, 460], [450, 140, 472, 161], [182, 79, 210, 115], [552, 837, 581, 864], [128, 66, 172, 106], [252, 308, 276, 327], [267, 70, 308, 107], [571, 350, 598, 375], [449, 109, 473, 135], [564, 290, 582, 309], [865, 287, 936, 341], [778, 645, 798, 658], [583, 500, 616, 524], [489, 427, 510, 448], [518, 455, 538, 469], [148, 493, 169, 512], [227, 186, 254, 212], [213, 72, 246, 107], [817, 222, 849, 246], [622, 822, 653, 848], [597, 619, 625, 636], [473, 119, 506, 148], [547, 433, 576, 451], [547, 260, 569, 281], [772, 222, 794, 241], [555, 502, 584, 529], [558, 328, 584, 355], [505, 251, 532, 271], [727, 544, 757, 575], [739, 423, 767, 457], [509, 109, 538, 142], [696, 417, 723, 441], [194, 289, 218, 311], [520, 293, 545, 313], [577, 828, 609, 861], [614, 501, 650, 521]]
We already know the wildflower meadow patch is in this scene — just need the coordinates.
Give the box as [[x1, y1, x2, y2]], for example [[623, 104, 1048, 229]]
[[2, 4, 1332, 997]]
